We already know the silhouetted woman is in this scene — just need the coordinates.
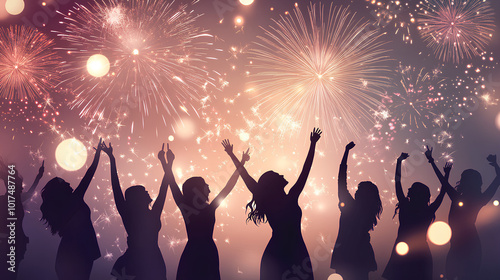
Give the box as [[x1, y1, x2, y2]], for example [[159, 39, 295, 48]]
[[382, 152, 446, 280], [225, 128, 321, 280], [426, 146, 500, 280], [165, 143, 249, 280], [40, 139, 103, 280], [0, 159, 44, 280], [331, 142, 382, 280], [102, 142, 168, 280]]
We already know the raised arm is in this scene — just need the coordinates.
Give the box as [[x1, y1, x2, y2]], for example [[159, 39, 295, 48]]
[[337, 141, 355, 205], [74, 138, 102, 200], [21, 161, 44, 202], [425, 146, 458, 201], [222, 139, 258, 194], [164, 144, 184, 207], [481, 154, 500, 205], [395, 153, 409, 203], [289, 128, 322, 201], [210, 149, 250, 210], [152, 144, 169, 217], [102, 142, 126, 215], [429, 162, 450, 213]]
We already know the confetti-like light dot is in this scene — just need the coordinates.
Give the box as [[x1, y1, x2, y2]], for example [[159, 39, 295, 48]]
[[5, 0, 25, 15], [328, 273, 343, 280], [235, 16, 244, 25], [458, 201, 464, 207], [428, 221, 452, 245], [168, 135, 174, 142], [396, 242, 409, 255], [86, 54, 110, 77], [239, 131, 250, 142], [56, 139, 88, 171], [493, 200, 499, 206], [239, 0, 254, 5]]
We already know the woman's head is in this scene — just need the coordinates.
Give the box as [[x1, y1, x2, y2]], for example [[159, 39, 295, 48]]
[[258, 171, 288, 193], [457, 169, 482, 195], [246, 171, 288, 225], [355, 181, 383, 230], [408, 182, 431, 205], [125, 185, 152, 208], [183, 177, 210, 205], [40, 177, 73, 235]]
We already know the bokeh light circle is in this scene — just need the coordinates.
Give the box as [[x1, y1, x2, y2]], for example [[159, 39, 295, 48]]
[[239, 0, 254, 5], [428, 221, 452, 246], [168, 135, 175, 142], [56, 138, 88, 171], [327, 273, 343, 280], [5, 0, 24, 15], [86, 54, 110, 77], [239, 131, 250, 142], [396, 242, 409, 255], [176, 118, 196, 139]]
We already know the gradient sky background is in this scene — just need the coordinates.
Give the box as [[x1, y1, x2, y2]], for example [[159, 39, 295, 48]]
[[1, 0, 500, 279]]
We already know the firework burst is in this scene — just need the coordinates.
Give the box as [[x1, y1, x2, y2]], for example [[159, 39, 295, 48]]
[[0, 25, 60, 100], [248, 3, 391, 143], [57, 0, 220, 131], [384, 64, 446, 130], [418, 0, 495, 64]]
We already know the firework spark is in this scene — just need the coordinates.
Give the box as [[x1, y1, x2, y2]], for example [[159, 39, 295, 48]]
[[0, 25, 60, 100], [418, 0, 495, 64], [385, 65, 446, 130], [57, 0, 220, 131], [248, 3, 391, 143]]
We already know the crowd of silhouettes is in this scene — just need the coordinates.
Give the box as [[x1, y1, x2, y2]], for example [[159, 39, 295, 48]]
[[1, 129, 500, 280]]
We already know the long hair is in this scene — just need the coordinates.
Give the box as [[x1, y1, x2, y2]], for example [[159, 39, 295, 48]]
[[355, 181, 383, 231], [393, 182, 433, 220], [183, 177, 208, 206], [457, 169, 482, 196], [40, 177, 72, 235], [246, 171, 281, 225]]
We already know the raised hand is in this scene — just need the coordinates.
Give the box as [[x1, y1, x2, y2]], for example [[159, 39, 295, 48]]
[[93, 137, 103, 153], [166, 143, 175, 164], [38, 160, 45, 177], [487, 154, 498, 167], [443, 162, 453, 174], [346, 141, 355, 150], [398, 152, 409, 161], [241, 148, 250, 163], [102, 142, 114, 157], [425, 145, 433, 161], [222, 139, 233, 154], [310, 127, 322, 143], [158, 143, 166, 161]]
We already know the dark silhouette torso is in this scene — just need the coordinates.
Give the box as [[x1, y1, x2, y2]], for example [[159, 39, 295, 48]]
[[176, 204, 220, 280], [383, 199, 434, 280], [261, 196, 313, 280]]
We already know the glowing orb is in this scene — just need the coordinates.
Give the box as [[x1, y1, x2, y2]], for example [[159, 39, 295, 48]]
[[239, 131, 250, 142], [56, 139, 88, 171], [86, 54, 110, 77], [235, 16, 244, 25], [133, 49, 139, 55], [493, 200, 499, 206], [496, 113, 500, 130], [239, 0, 254, 5], [327, 273, 343, 280], [168, 135, 174, 142], [176, 118, 196, 139], [5, 0, 25, 15], [428, 221, 452, 246], [458, 201, 464, 207], [396, 242, 409, 255]]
